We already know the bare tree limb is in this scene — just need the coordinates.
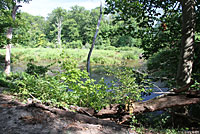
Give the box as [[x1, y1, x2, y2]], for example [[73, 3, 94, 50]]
[[86, 2, 103, 76]]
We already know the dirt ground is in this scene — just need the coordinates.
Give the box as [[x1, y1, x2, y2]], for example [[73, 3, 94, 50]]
[[0, 87, 135, 134]]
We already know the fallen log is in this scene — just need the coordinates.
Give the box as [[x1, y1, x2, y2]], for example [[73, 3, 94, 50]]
[[69, 91, 200, 124], [97, 94, 200, 115], [96, 93, 200, 123]]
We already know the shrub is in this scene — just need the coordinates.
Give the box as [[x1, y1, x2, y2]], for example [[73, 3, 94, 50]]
[[122, 52, 138, 60], [67, 40, 82, 48], [105, 66, 153, 103], [147, 48, 179, 79], [103, 46, 116, 50], [57, 54, 113, 109], [117, 47, 140, 51], [92, 56, 108, 64], [6, 55, 113, 110], [25, 62, 54, 76], [0, 72, 10, 87], [3, 52, 151, 110]]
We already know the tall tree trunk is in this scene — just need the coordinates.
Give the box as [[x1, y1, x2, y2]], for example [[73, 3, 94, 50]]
[[4, 4, 21, 75], [57, 17, 62, 48], [5, 28, 12, 75], [176, 0, 195, 86], [87, 3, 102, 75]]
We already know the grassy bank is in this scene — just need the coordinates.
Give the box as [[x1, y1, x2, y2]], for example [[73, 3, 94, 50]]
[[0, 47, 143, 67]]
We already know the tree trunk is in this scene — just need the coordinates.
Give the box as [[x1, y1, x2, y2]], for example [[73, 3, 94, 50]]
[[87, 3, 102, 75], [57, 17, 62, 48], [176, 0, 195, 86], [4, 4, 22, 75], [4, 28, 13, 75]]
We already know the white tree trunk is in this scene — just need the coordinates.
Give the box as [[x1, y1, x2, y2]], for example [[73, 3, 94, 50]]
[[176, 0, 195, 86], [5, 28, 13, 75], [57, 18, 62, 48], [4, 4, 21, 75]]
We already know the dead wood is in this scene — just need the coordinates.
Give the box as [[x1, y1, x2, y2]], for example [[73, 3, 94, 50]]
[[25, 83, 200, 124], [26, 103, 126, 129], [69, 91, 200, 124]]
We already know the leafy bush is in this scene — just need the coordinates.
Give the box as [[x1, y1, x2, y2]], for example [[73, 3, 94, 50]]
[[25, 62, 53, 76], [147, 48, 179, 79], [103, 46, 116, 50], [191, 80, 200, 90], [122, 52, 138, 60], [0, 72, 10, 87], [57, 54, 113, 109], [67, 40, 82, 48], [117, 47, 142, 51], [5, 55, 113, 110], [3, 52, 151, 110], [9, 73, 66, 105], [105, 66, 153, 103], [92, 56, 108, 64]]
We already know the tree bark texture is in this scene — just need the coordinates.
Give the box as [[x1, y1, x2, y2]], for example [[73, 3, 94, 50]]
[[87, 3, 102, 75], [5, 4, 22, 75], [177, 0, 195, 86]]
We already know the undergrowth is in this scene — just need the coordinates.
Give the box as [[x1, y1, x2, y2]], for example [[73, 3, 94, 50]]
[[1, 52, 151, 111]]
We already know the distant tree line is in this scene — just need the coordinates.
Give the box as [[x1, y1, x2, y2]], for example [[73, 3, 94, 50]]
[[0, 5, 141, 49]]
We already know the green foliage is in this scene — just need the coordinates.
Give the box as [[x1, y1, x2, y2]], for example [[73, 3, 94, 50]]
[[25, 62, 53, 76], [122, 52, 138, 60], [140, 12, 182, 58], [5, 58, 112, 110], [0, 72, 10, 87], [1, 3, 142, 49], [191, 80, 200, 90], [101, 46, 116, 50], [147, 49, 179, 79], [0, 48, 142, 67], [66, 40, 82, 48], [57, 54, 113, 109], [117, 47, 142, 52], [90, 56, 119, 65], [106, 66, 152, 103], [8, 72, 67, 107], [13, 12, 47, 48], [115, 36, 139, 47], [3, 52, 150, 111]]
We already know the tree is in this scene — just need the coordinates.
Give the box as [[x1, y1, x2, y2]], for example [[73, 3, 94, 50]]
[[62, 18, 80, 43], [176, 0, 195, 86], [68, 6, 92, 45], [87, 3, 103, 75], [46, 7, 66, 48], [13, 12, 47, 47], [1, 0, 31, 75], [105, 0, 199, 86]]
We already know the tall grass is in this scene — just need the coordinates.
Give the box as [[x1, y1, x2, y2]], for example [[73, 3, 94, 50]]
[[0, 47, 143, 66]]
